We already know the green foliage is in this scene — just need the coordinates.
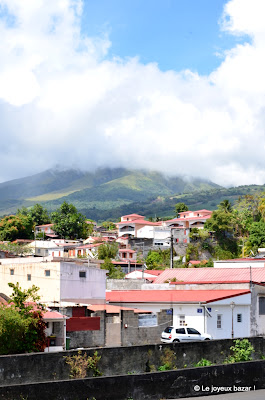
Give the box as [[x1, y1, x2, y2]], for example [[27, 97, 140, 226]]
[[64, 350, 102, 378], [8, 282, 42, 313], [193, 358, 213, 367], [225, 339, 254, 363], [51, 201, 88, 239], [97, 242, 118, 260], [246, 221, 265, 253], [146, 249, 172, 270], [101, 221, 117, 230], [186, 244, 199, 262], [0, 284, 46, 355], [29, 204, 51, 226], [0, 242, 32, 256], [100, 258, 125, 279], [158, 348, 176, 371], [175, 202, 188, 217], [0, 214, 34, 241]]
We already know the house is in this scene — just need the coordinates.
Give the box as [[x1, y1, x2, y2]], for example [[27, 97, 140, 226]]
[[125, 270, 163, 282], [164, 210, 212, 230], [106, 289, 251, 340], [0, 258, 107, 304], [43, 310, 68, 352], [119, 248, 137, 262], [117, 214, 161, 238], [35, 224, 56, 238]]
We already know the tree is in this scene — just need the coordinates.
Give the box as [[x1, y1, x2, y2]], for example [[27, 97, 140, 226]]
[[218, 199, 233, 213], [101, 221, 117, 231], [97, 243, 118, 260], [0, 283, 46, 355], [0, 242, 32, 257], [245, 221, 265, 254], [29, 204, 51, 226], [175, 202, 188, 217], [51, 202, 88, 239], [0, 214, 34, 241], [100, 258, 125, 279]]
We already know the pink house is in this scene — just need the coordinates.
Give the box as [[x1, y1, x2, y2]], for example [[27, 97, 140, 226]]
[[164, 209, 212, 229], [118, 214, 161, 238]]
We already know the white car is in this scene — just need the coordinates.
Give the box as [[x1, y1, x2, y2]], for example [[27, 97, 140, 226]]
[[161, 326, 212, 343]]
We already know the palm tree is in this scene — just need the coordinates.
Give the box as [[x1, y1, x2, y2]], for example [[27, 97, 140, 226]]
[[218, 199, 232, 213]]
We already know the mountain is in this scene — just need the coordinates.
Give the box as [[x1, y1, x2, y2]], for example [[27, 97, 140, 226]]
[[0, 167, 221, 219]]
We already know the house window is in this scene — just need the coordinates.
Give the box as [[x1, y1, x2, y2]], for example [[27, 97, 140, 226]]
[[179, 315, 185, 326], [45, 249, 48, 255], [79, 271, 86, 278], [237, 314, 242, 323], [217, 314, 222, 329], [45, 270, 50, 277], [259, 297, 265, 315], [37, 249, 41, 254], [10, 269, 14, 275], [27, 274, 31, 281]]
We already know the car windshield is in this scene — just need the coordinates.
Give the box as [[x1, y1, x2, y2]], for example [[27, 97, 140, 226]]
[[164, 327, 173, 333]]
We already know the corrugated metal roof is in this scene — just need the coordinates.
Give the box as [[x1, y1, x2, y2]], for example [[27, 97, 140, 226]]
[[87, 304, 152, 313], [153, 268, 265, 284], [106, 289, 250, 304]]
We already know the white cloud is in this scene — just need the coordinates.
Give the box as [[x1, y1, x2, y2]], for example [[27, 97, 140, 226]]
[[0, 0, 265, 187]]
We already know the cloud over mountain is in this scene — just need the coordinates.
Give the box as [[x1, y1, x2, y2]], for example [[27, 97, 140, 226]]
[[0, 0, 265, 187]]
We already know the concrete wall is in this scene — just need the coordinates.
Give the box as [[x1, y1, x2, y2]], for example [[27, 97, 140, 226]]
[[0, 337, 264, 387], [107, 279, 147, 290], [60, 262, 106, 303], [121, 309, 173, 346], [1, 358, 265, 399], [67, 311, 105, 348]]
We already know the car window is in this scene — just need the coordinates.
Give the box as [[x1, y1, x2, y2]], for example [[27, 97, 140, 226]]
[[175, 328, 185, 334], [164, 327, 173, 333], [187, 328, 201, 335]]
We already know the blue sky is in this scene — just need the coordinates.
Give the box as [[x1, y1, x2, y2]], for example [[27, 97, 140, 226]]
[[81, 0, 248, 74], [0, 0, 264, 187]]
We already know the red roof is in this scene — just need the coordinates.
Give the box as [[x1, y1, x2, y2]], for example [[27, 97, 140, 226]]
[[35, 224, 54, 228], [106, 289, 250, 304], [43, 310, 67, 320], [154, 267, 265, 284], [87, 304, 152, 313], [145, 270, 164, 276], [167, 215, 211, 223], [121, 214, 145, 218], [118, 220, 161, 226]]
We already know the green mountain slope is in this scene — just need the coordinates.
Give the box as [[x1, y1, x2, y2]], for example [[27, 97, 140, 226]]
[[0, 168, 220, 217]]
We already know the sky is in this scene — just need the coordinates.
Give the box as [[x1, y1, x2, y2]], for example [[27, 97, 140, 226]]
[[0, 0, 264, 187]]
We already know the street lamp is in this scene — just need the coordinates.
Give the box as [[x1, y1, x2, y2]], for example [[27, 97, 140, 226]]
[[230, 302, 235, 339]]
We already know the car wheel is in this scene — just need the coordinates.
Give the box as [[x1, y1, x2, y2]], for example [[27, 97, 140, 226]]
[[204, 338, 210, 340], [173, 339, 180, 343]]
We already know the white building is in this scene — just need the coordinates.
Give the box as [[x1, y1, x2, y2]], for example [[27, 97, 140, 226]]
[[106, 289, 251, 340], [0, 258, 107, 304]]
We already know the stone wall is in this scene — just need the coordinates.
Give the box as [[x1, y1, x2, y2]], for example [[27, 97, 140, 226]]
[[1, 359, 265, 400], [0, 337, 264, 387]]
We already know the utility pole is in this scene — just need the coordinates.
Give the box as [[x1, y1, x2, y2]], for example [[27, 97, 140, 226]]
[[170, 228, 174, 269]]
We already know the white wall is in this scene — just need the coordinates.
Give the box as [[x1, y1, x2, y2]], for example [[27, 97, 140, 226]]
[[214, 260, 265, 268], [0, 261, 61, 302], [60, 262, 106, 303], [108, 293, 251, 339]]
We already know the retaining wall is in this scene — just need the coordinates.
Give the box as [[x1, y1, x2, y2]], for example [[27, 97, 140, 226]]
[[0, 359, 265, 400], [0, 337, 264, 387]]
